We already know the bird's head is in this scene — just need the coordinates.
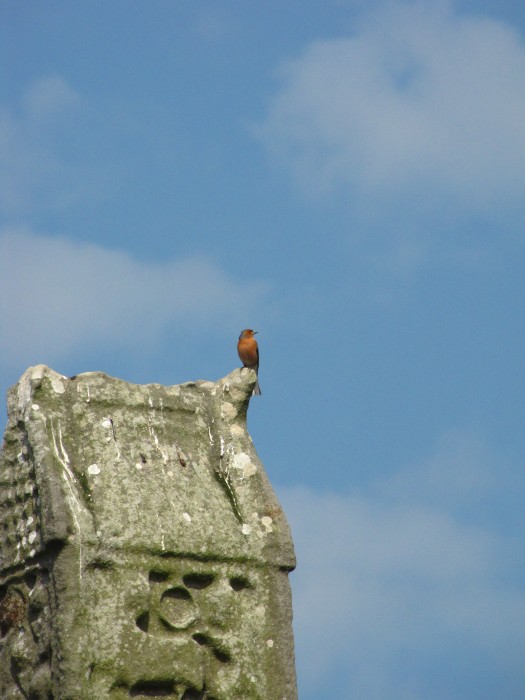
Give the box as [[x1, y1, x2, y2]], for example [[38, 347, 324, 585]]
[[239, 329, 258, 339]]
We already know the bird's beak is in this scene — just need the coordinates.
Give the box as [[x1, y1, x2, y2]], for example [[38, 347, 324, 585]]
[[254, 331, 258, 335]]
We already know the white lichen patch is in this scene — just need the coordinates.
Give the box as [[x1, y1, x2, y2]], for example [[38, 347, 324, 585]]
[[134, 463, 143, 470], [30, 366, 45, 381], [246, 513, 273, 538], [88, 464, 101, 475], [51, 378, 65, 394], [28, 531, 37, 544], [233, 452, 257, 478], [221, 402, 237, 420], [244, 462, 257, 478], [261, 516, 273, 532], [101, 417, 112, 429], [230, 424, 244, 437], [31, 404, 40, 411], [241, 523, 252, 535], [182, 512, 192, 523], [266, 639, 274, 648]]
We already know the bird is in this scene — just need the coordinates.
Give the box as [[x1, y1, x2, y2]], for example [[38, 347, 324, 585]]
[[237, 329, 261, 396]]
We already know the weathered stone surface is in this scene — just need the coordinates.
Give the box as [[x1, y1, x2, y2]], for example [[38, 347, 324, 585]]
[[0, 365, 297, 699]]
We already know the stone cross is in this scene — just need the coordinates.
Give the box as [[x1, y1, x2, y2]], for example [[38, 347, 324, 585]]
[[0, 365, 297, 699]]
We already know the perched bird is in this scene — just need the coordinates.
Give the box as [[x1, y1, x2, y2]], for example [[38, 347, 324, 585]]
[[237, 329, 261, 396]]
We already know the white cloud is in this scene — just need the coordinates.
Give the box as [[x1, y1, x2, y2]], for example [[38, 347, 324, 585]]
[[0, 227, 267, 370], [256, 1, 525, 212], [279, 432, 525, 699], [195, 8, 241, 41], [22, 75, 82, 118], [375, 430, 498, 508], [0, 76, 83, 214], [0, 75, 126, 216]]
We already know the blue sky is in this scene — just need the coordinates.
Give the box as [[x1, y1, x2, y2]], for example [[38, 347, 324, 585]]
[[1, 1, 525, 697]]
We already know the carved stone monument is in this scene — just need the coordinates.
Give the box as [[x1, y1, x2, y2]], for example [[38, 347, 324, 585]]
[[0, 365, 297, 699]]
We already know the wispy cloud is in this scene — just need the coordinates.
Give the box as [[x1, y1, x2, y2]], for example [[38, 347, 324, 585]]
[[280, 431, 525, 699], [22, 74, 82, 117], [195, 7, 241, 41], [0, 75, 132, 217], [256, 1, 525, 213], [0, 227, 268, 371], [0, 76, 83, 214]]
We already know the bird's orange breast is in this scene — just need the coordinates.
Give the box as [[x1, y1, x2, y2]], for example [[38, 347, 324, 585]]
[[237, 337, 259, 368]]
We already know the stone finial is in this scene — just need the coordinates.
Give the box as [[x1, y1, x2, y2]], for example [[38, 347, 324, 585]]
[[0, 365, 297, 699]]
